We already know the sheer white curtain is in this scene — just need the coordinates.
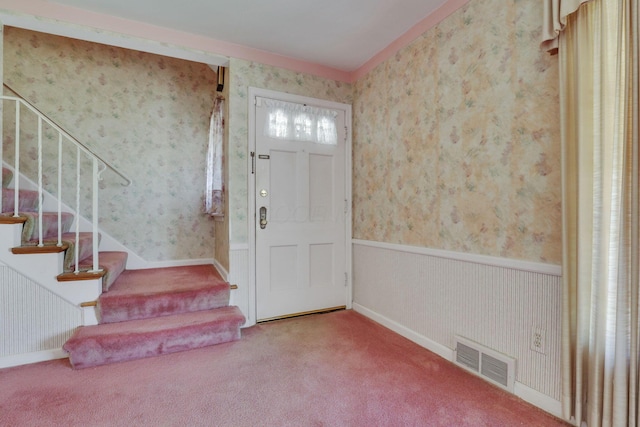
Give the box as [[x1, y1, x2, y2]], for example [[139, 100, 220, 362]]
[[263, 99, 338, 145], [543, 0, 640, 425], [205, 97, 224, 218]]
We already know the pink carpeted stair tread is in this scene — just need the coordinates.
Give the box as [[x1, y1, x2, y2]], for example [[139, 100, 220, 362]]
[[79, 251, 128, 292], [2, 188, 40, 213], [63, 305, 245, 369], [98, 264, 231, 323], [2, 167, 12, 187], [19, 211, 74, 242]]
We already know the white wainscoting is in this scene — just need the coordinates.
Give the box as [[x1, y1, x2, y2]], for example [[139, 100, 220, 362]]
[[0, 263, 82, 368], [229, 244, 251, 326], [352, 240, 563, 418]]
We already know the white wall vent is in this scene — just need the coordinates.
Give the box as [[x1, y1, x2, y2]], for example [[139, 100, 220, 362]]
[[453, 336, 516, 392]]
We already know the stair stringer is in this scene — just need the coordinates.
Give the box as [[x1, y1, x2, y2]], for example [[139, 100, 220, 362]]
[[0, 223, 101, 325]]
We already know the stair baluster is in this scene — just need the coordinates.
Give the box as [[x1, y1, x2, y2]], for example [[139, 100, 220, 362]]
[[75, 146, 81, 274], [57, 133, 63, 247], [12, 100, 20, 218], [90, 158, 101, 273], [37, 117, 43, 247]]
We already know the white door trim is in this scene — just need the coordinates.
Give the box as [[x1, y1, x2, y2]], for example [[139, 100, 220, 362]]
[[247, 87, 353, 327]]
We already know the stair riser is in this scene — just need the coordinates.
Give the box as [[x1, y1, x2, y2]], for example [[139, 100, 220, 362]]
[[21, 232, 101, 272], [20, 212, 74, 242], [2, 188, 39, 213], [62, 233, 98, 272], [98, 286, 230, 323], [79, 252, 128, 292], [65, 321, 242, 369], [2, 168, 13, 187]]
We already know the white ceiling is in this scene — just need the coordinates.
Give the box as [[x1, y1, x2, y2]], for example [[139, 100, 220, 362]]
[[48, 0, 449, 72]]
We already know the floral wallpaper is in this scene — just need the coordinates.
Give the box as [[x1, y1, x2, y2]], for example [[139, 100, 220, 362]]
[[353, 0, 562, 264], [227, 58, 353, 244], [6, 0, 560, 265], [3, 27, 218, 261]]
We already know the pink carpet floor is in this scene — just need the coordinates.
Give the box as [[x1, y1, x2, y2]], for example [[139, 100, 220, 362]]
[[0, 310, 569, 426]]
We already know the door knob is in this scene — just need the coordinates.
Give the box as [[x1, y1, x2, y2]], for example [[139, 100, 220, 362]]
[[259, 206, 267, 229]]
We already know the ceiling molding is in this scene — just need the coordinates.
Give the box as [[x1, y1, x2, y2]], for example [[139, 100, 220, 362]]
[[0, 0, 470, 83], [351, 0, 470, 81]]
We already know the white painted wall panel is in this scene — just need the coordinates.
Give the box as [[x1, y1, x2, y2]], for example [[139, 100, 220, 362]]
[[229, 245, 250, 325], [0, 263, 82, 358], [352, 241, 562, 401]]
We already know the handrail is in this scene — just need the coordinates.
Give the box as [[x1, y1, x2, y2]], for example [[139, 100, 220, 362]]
[[1, 84, 132, 186]]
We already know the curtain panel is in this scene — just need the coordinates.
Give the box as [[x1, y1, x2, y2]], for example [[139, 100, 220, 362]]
[[548, 0, 640, 425], [205, 97, 224, 218], [542, 0, 594, 53]]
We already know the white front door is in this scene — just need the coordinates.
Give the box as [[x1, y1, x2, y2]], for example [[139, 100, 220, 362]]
[[253, 94, 349, 321]]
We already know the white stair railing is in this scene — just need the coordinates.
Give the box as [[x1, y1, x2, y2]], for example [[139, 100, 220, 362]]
[[0, 92, 131, 275]]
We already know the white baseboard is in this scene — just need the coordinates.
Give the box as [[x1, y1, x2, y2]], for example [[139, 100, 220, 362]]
[[353, 303, 564, 421], [353, 303, 453, 360], [0, 349, 68, 369], [514, 381, 563, 420], [212, 258, 229, 281]]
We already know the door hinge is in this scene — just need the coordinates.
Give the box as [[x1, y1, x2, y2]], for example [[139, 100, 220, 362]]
[[344, 126, 348, 142], [344, 272, 348, 287], [344, 199, 349, 214]]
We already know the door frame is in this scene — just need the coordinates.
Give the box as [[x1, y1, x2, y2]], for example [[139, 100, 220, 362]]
[[247, 87, 353, 326]]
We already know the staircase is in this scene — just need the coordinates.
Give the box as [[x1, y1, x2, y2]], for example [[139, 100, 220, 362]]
[[1, 87, 244, 369], [2, 165, 245, 369], [64, 265, 245, 369]]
